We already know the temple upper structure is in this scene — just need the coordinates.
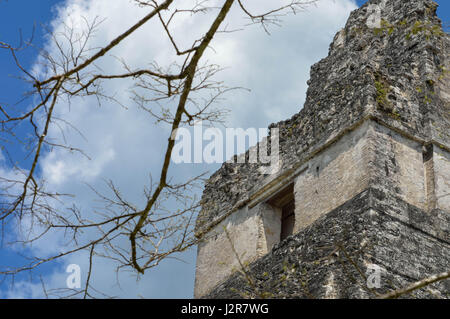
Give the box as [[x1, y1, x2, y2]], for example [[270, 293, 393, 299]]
[[194, 0, 449, 298]]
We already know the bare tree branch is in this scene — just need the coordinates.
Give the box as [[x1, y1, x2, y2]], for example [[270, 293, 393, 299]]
[[0, 0, 317, 298], [380, 270, 450, 299]]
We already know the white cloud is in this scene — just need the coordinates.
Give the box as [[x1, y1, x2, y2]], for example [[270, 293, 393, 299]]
[[2, 0, 358, 298], [42, 141, 116, 186]]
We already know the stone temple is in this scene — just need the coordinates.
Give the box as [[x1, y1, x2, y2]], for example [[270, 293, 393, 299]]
[[194, 0, 449, 298]]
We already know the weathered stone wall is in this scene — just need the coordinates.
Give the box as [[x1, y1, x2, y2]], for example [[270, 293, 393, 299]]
[[293, 118, 434, 232], [204, 189, 450, 299], [195, 118, 447, 297], [369, 121, 427, 210], [294, 121, 372, 231], [194, 0, 450, 298], [196, 0, 450, 235], [194, 203, 283, 297], [433, 146, 450, 211], [196, 120, 374, 297]]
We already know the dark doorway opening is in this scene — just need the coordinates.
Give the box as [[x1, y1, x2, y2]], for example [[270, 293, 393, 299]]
[[267, 184, 295, 242], [280, 199, 295, 241]]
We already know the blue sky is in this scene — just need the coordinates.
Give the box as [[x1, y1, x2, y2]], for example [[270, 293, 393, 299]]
[[0, 1, 61, 168], [1, 0, 61, 107], [0, 0, 65, 296], [0, 0, 448, 298], [1, 0, 447, 164], [0, 0, 447, 170]]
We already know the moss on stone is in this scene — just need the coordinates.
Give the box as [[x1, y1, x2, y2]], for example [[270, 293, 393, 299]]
[[375, 74, 391, 110]]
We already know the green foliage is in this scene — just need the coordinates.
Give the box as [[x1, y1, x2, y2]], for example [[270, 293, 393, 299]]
[[370, 18, 444, 41], [391, 109, 401, 120], [398, 19, 407, 27], [375, 76, 390, 109], [407, 20, 444, 40], [373, 19, 395, 36], [438, 66, 448, 82]]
